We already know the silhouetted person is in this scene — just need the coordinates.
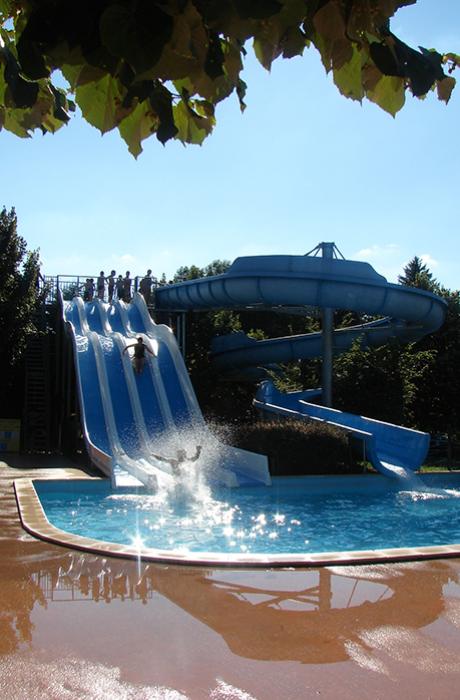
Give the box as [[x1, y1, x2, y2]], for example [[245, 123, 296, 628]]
[[116, 275, 124, 300], [97, 271, 105, 300], [151, 446, 202, 476], [107, 270, 116, 302], [82, 278, 94, 301], [123, 271, 132, 302], [139, 269, 153, 304]]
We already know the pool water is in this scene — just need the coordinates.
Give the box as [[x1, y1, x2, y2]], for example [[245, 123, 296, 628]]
[[34, 474, 460, 556]]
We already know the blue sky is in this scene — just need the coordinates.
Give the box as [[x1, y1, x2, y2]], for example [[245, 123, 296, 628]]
[[2, 0, 459, 289]]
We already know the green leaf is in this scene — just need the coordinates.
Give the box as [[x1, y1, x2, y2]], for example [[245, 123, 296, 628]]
[[204, 32, 225, 79], [366, 73, 405, 116], [312, 2, 352, 72], [76, 74, 126, 134], [436, 75, 456, 104], [16, 33, 50, 80], [333, 44, 365, 101], [0, 1, 13, 18], [234, 0, 282, 20], [2, 107, 31, 137], [61, 62, 106, 91], [149, 82, 178, 144], [0, 56, 6, 103], [118, 100, 158, 157], [3, 47, 39, 108], [281, 26, 307, 59], [99, 2, 173, 74], [236, 78, 247, 112], [173, 100, 214, 145]]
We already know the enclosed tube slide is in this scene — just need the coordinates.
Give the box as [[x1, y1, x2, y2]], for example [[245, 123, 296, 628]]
[[61, 291, 270, 489], [155, 254, 446, 477], [155, 255, 446, 371]]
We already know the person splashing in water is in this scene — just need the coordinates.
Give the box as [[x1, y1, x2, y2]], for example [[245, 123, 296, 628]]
[[151, 445, 202, 477], [122, 337, 153, 374]]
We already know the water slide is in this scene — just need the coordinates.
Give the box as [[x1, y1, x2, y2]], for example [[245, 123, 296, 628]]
[[155, 253, 447, 477], [61, 291, 270, 489]]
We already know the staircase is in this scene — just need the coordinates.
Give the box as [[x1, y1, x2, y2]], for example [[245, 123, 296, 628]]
[[22, 331, 52, 452]]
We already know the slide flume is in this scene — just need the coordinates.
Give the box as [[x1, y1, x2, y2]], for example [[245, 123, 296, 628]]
[[61, 291, 270, 489]]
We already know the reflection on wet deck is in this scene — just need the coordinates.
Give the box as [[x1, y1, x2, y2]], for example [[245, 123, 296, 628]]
[[3, 455, 460, 699]]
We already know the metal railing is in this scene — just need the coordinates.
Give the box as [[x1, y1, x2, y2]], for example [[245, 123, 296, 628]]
[[40, 274, 164, 305]]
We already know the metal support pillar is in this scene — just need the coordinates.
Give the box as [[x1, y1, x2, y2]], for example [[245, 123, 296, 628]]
[[176, 312, 187, 358], [320, 242, 334, 407]]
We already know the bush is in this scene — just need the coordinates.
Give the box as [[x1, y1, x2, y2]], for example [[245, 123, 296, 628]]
[[228, 419, 357, 475]]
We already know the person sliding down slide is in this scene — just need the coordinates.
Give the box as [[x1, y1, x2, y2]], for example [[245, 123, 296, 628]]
[[122, 337, 153, 374], [151, 446, 202, 477]]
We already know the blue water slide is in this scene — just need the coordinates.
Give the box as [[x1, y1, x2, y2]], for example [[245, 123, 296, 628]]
[[155, 254, 446, 477], [254, 381, 430, 478], [60, 291, 270, 488], [155, 255, 446, 373]]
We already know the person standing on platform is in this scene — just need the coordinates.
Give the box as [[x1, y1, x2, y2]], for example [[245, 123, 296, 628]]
[[123, 271, 132, 302], [107, 270, 116, 302], [82, 278, 94, 301], [97, 271, 106, 300], [116, 275, 124, 300], [139, 269, 153, 305]]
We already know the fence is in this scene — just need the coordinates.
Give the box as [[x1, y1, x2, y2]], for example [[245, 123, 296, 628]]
[[41, 274, 162, 305]]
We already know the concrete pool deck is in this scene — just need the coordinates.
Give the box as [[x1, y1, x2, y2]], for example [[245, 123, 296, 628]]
[[2, 453, 460, 698]]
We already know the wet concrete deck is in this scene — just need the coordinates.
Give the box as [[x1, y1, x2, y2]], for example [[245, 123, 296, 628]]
[[2, 454, 460, 699]]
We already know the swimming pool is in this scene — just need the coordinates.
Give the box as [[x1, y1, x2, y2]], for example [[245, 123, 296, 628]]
[[15, 471, 460, 567]]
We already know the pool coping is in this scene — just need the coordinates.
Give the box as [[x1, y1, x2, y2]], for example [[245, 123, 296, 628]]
[[14, 476, 460, 568]]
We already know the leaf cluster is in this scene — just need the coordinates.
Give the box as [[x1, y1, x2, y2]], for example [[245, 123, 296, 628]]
[[0, 1, 458, 154]]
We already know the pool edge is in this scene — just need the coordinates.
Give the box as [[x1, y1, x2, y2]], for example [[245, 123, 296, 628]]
[[13, 476, 460, 569]]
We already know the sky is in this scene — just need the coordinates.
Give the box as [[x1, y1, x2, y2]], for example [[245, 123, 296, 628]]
[[2, 0, 459, 289]]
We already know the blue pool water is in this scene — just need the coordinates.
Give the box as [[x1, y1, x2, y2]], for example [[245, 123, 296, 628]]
[[35, 474, 460, 555]]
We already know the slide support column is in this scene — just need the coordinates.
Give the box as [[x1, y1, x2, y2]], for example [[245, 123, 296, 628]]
[[321, 243, 334, 407]]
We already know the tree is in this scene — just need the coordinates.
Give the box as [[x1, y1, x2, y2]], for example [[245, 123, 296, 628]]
[[173, 259, 230, 281], [401, 287, 460, 454], [332, 257, 460, 456], [398, 256, 436, 291], [333, 339, 405, 424], [0, 206, 43, 412], [0, 1, 458, 156]]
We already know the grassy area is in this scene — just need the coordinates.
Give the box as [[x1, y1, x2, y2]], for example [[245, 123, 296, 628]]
[[420, 461, 460, 472]]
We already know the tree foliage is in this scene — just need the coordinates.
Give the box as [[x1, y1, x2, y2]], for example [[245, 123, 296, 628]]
[[332, 258, 460, 446], [174, 259, 231, 281], [400, 283, 460, 447], [0, 206, 43, 365], [0, 1, 458, 156], [397, 255, 435, 291], [0, 206, 44, 415]]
